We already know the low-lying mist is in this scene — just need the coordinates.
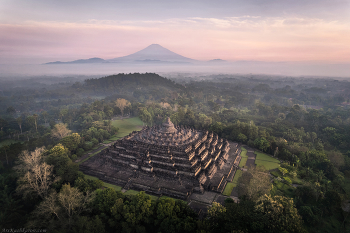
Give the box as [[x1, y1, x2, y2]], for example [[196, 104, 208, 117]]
[[0, 61, 349, 79]]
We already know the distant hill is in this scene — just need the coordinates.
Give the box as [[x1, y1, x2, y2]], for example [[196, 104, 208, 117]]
[[45, 57, 107, 64], [208, 59, 226, 62], [83, 73, 183, 92], [77, 73, 184, 101]]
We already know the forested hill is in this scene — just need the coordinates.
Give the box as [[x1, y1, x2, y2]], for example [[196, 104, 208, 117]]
[[83, 73, 183, 90]]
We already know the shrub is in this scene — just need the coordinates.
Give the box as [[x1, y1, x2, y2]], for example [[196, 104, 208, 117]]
[[91, 138, 99, 145], [71, 154, 77, 161], [83, 142, 93, 151], [76, 148, 85, 156], [283, 177, 292, 185]]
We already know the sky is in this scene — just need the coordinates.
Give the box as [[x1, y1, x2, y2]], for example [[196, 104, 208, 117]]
[[0, 0, 350, 65]]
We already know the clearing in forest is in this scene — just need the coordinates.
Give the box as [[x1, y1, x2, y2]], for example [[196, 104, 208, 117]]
[[112, 117, 144, 139], [254, 151, 280, 170]]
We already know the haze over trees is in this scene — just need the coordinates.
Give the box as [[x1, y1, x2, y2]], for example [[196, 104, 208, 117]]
[[0, 72, 349, 232]]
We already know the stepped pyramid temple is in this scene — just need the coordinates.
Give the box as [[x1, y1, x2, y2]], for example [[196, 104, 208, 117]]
[[80, 117, 241, 199]]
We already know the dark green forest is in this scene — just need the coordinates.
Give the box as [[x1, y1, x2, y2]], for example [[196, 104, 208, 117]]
[[1, 73, 350, 232]]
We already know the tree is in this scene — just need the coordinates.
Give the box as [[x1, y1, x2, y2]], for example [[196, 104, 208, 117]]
[[153, 198, 197, 233], [254, 137, 270, 152], [115, 98, 130, 119], [237, 167, 272, 200], [207, 201, 226, 218], [33, 114, 38, 133], [14, 147, 54, 199], [58, 184, 93, 227], [327, 151, 345, 169], [41, 111, 49, 125], [160, 102, 171, 109], [2, 145, 9, 165], [278, 167, 288, 176], [139, 108, 153, 126], [51, 123, 71, 140], [73, 216, 106, 233], [0, 117, 7, 132], [255, 195, 305, 233], [32, 184, 93, 231], [6, 106, 16, 116], [46, 143, 77, 184], [110, 191, 152, 230], [16, 117, 22, 134], [26, 115, 35, 131], [237, 133, 248, 143], [75, 176, 103, 193], [60, 133, 81, 153], [92, 188, 124, 214]]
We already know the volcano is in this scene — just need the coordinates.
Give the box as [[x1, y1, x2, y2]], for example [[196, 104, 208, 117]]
[[108, 44, 196, 63], [45, 44, 196, 64]]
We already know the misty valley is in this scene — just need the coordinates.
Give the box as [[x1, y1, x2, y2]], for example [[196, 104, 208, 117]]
[[1, 73, 350, 232]]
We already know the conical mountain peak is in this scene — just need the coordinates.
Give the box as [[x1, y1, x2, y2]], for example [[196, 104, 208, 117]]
[[108, 44, 195, 63]]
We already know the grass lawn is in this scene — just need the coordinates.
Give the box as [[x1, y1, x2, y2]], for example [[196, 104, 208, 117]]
[[254, 151, 280, 170], [112, 117, 144, 139], [223, 170, 243, 196], [124, 189, 140, 195], [232, 169, 242, 185], [109, 135, 119, 140], [104, 183, 123, 192], [223, 182, 235, 196], [83, 174, 158, 200], [83, 174, 123, 191], [0, 139, 20, 147], [147, 195, 159, 201], [124, 189, 161, 201], [159, 196, 184, 203], [239, 147, 248, 168]]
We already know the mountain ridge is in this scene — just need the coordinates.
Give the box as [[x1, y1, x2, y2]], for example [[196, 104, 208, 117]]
[[45, 57, 107, 64]]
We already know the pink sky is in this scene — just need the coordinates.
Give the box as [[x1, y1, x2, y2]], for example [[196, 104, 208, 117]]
[[0, 0, 349, 64]]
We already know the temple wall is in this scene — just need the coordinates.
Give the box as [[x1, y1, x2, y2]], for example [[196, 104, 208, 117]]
[[177, 170, 195, 177], [200, 150, 209, 161], [202, 158, 212, 170], [152, 160, 175, 167], [141, 166, 153, 172], [153, 167, 178, 175]]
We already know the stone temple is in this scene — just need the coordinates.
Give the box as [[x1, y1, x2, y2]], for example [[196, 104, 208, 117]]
[[80, 117, 241, 199]]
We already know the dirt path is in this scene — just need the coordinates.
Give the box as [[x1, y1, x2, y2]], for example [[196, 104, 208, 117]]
[[245, 150, 257, 168]]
